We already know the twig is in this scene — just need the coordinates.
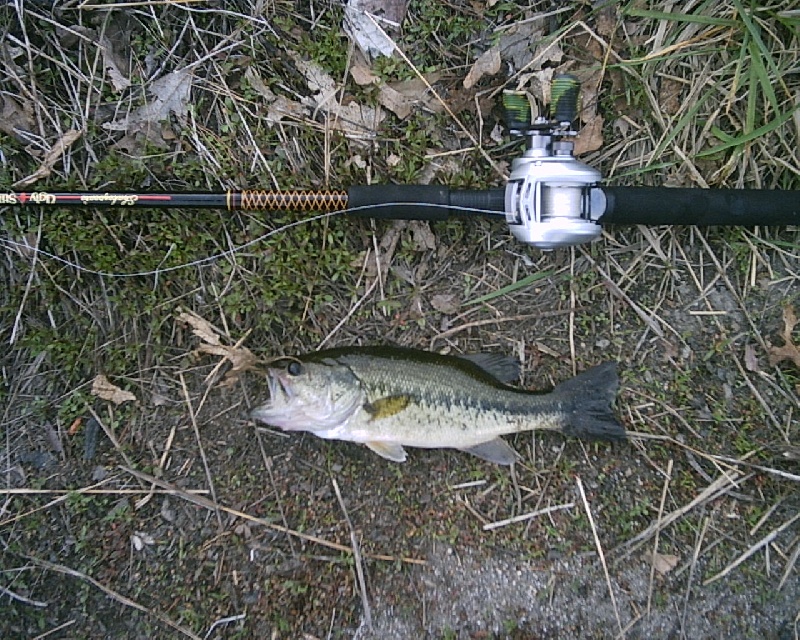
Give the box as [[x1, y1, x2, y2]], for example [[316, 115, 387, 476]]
[[615, 471, 750, 558], [0, 584, 48, 607], [703, 512, 800, 585], [318, 276, 379, 349], [179, 372, 223, 530], [681, 516, 710, 636], [483, 503, 574, 531], [332, 477, 372, 628], [432, 308, 582, 343], [576, 476, 623, 636], [0, 478, 115, 527], [203, 613, 246, 639], [778, 538, 800, 591], [120, 466, 426, 565], [27, 557, 201, 639], [647, 459, 673, 616], [31, 619, 76, 640], [9, 217, 42, 345]]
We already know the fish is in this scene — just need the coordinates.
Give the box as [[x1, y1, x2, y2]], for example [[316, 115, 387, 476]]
[[250, 346, 625, 465]]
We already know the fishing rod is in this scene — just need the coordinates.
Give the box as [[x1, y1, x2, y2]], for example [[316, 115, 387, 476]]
[[2, 76, 798, 251]]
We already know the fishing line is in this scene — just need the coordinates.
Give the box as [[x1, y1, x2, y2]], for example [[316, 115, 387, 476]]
[[0, 202, 503, 280]]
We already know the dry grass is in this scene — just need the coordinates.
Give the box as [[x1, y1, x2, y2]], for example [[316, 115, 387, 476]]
[[1, 1, 798, 638]]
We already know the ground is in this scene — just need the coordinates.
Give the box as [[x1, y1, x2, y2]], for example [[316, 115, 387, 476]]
[[1, 1, 798, 639]]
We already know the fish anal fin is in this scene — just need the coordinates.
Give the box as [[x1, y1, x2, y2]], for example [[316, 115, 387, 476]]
[[459, 438, 519, 465], [458, 353, 520, 384], [364, 395, 411, 420], [365, 441, 408, 462]]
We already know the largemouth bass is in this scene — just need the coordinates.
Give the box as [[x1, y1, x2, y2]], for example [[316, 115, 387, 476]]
[[251, 346, 625, 465]]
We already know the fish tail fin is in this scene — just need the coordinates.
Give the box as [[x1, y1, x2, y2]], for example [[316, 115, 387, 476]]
[[553, 362, 626, 441]]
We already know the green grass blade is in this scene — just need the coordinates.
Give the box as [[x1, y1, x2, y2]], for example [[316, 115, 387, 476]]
[[466, 270, 553, 305], [649, 90, 713, 165], [696, 106, 800, 157], [748, 39, 779, 114], [731, 0, 782, 85], [623, 7, 737, 27]]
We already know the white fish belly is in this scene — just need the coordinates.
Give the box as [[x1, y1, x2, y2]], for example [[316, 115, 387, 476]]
[[340, 401, 565, 449]]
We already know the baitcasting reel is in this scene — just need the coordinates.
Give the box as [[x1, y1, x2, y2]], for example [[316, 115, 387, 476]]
[[503, 75, 606, 250]]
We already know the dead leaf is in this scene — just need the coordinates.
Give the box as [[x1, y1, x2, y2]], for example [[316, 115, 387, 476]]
[[244, 67, 277, 101], [573, 115, 604, 156], [498, 21, 545, 72], [344, 0, 408, 59], [768, 305, 800, 368], [177, 309, 223, 346], [0, 94, 35, 142], [99, 34, 131, 92], [0, 41, 26, 78], [380, 72, 443, 118], [292, 54, 385, 137], [12, 129, 83, 189], [266, 95, 309, 126], [430, 294, 460, 314], [410, 220, 436, 251], [595, 4, 618, 38], [652, 552, 679, 575], [377, 83, 414, 119], [104, 69, 192, 133], [92, 374, 138, 405], [197, 343, 259, 385], [658, 77, 683, 116], [744, 343, 760, 372], [350, 62, 380, 86], [463, 46, 501, 89], [177, 309, 260, 386]]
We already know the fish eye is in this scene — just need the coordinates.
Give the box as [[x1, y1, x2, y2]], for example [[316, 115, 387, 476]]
[[286, 361, 304, 376]]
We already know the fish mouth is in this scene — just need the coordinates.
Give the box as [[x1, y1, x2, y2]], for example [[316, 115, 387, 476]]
[[250, 369, 293, 422]]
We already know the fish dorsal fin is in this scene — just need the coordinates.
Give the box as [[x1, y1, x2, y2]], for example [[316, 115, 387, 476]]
[[459, 438, 519, 465], [365, 441, 408, 462], [364, 395, 411, 420], [457, 353, 521, 384]]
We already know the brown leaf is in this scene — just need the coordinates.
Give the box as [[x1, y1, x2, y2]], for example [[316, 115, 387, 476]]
[[463, 46, 501, 89], [177, 309, 260, 385], [573, 115, 604, 156], [91, 374, 138, 405], [409, 220, 436, 251], [12, 130, 83, 189], [104, 70, 192, 133], [177, 309, 222, 346], [378, 84, 414, 119], [430, 294, 460, 314], [99, 34, 131, 92], [197, 343, 259, 385], [768, 305, 800, 368], [743, 343, 760, 372], [658, 78, 683, 116], [652, 552, 679, 575], [0, 94, 35, 142], [350, 62, 380, 86]]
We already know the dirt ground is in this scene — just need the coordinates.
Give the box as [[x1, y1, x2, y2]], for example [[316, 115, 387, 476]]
[[1, 1, 799, 639]]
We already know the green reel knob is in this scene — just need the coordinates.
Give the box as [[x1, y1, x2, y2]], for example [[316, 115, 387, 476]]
[[551, 74, 580, 124], [502, 90, 533, 132]]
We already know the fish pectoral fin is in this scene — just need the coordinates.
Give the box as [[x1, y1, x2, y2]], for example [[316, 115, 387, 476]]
[[459, 438, 519, 465], [363, 395, 411, 420], [365, 441, 408, 462]]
